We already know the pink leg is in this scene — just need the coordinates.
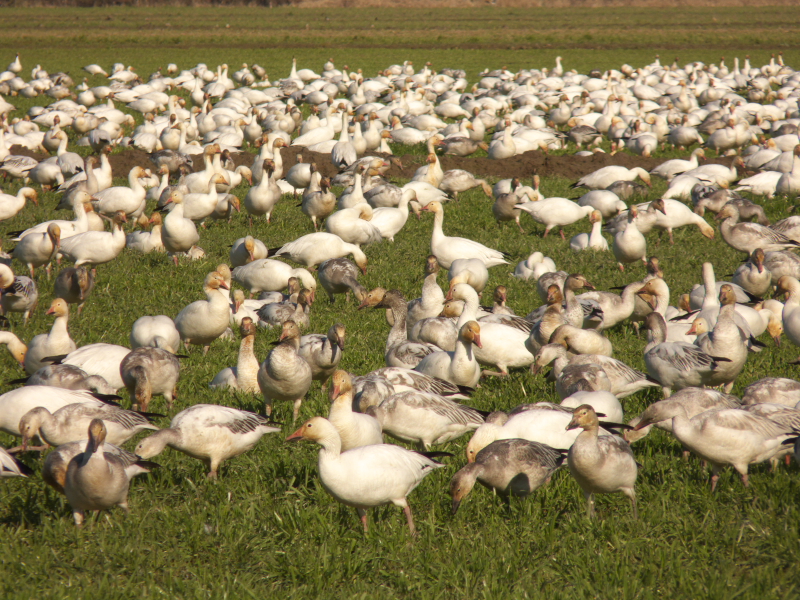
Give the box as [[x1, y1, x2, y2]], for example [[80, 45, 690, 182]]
[[357, 508, 368, 533], [403, 505, 417, 536]]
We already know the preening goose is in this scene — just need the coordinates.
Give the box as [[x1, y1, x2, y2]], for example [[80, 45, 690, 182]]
[[286, 416, 444, 534], [298, 323, 346, 386], [270, 232, 368, 273]]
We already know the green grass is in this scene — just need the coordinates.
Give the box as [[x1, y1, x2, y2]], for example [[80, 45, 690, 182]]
[[1, 7, 800, 599]]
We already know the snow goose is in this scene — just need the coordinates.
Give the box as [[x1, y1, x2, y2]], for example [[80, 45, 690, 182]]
[[448, 258, 489, 296], [257, 288, 312, 330], [325, 204, 383, 247], [130, 315, 180, 354], [210, 317, 260, 393], [136, 404, 279, 479], [367, 391, 484, 450], [491, 178, 526, 233], [229, 235, 268, 267], [570, 210, 608, 252], [716, 203, 800, 254], [612, 205, 647, 271], [414, 321, 482, 388], [360, 288, 439, 369], [742, 378, 800, 408], [92, 166, 148, 219], [450, 439, 565, 513], [12, 363, 116, 395], [650, 148, 706, 181], [515, 197, 594, 239], [12, 222, 60, 277], [159, 189, 201, 265], [566, 405, 638, 519], [0, 264, 37, 324], [642, 312, 728, 397], [577, 281, 645, 331], [0, 187, 37, 222], [174, 271, 231, 354], [513, 252, 556, 281], [561, 391, 623, 423], [571, 166, 651, 190], [529, 285, 570, 352], [421, 201, 508, 269], [439, 169, 492, 201], [317, 258, 365, 304], [258, 320, 312, 422], [301, 174, 336, 231], [407, 256, 445, 331], [65, 419, 145, 526], [576, 190, 626, 219], [18, 402, 158, 450], [367, 367, 472, 399], [270, 232, 368, 273], [59, 211, 127, 269], [244, 160, 281, 224], [233, 258, 316, 296], [179, 173, 229, 222], [120, 347, 181, 412], [24, 299, 77, 375], [0, 446, 31, 478], [731, 248, 772, 298], [47, 342, 131, 391], [298, 323, 346, 386], [370, 188, 416, 242], [327, 371, 383, 451], [549, 324, 613, 357], [286, 416, 444, 534], [633, 405, 794, 490], [126, 211, 164, 254]]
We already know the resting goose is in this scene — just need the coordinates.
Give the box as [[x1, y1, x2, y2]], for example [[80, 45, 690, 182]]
[[0, 263, 37, 324], [65, 419, 147, 526], [229, 235, 268, 268], [298, 323, 345, 386], [286, 416, 444, 534], [421, 201, 508, 268], [19, 402, 158, 450], [120, 346, 181, 411], [414, 321, 482, 388], [570, 210, 608, 252], [513, 252, 556, 282], [448, 258, 489, 296], [366, 367, 472, 399], [572, 166, 651, 190], [136, 404, 279, 479], [174, 271, 231, 354], [549, 324, 613, 357], [130, 315, 180, 354], [407, 256, 445, 331], [258, 320, 312, 422], [327, 371, 383, 451], [567, 405, 638, 519], [732, 248, 771, 297], [449, 439, 565, 513]]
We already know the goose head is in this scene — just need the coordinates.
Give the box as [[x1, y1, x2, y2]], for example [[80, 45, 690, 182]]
[[47, 223, 61, 247], [493, 285, 507, 305], [204, 271, 229, 292], [424, 255, 439, 276], [750, 248, 765, 273], [279, 319, 302, 343], [240, 316, 257, 338], [650, 198, 667, 215], [46, 298, 69, 318], [87, 418, 107, 453], [243, 236, 256, 262], [546, 285, 563, 306], [566, 404, 600, 431], [718, 284, 736, 307], [460, 321, 482, 348], [329, 369, 353, 401], [286, 416, 333, 444], [328, 323, 346, 351], [714, 203, 739, 222], [19, 406, 49, 451], [215, 264, 232, 288], [232, 289, 246, 314], [148, 212, 163, 227], [449, 462, 480, 514], [565, 274, 594, 292], [686, 317, 710, 337]]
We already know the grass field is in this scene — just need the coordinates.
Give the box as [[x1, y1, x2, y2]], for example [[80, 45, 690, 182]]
[[1, 7, 800, 600]]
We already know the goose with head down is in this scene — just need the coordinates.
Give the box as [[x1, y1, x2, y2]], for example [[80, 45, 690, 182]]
[[421, 201, 509, 268]]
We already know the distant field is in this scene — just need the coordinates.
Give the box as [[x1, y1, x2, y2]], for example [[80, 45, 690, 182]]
[[1, 7, 800, 600]]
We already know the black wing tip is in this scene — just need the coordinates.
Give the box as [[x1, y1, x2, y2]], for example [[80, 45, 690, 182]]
[[138, 411, 167, 420], [417, 451, 453, 462], [41, 354, 68, 365], [91, 392, 122, 404], [6, 377, 28, 385], [135, 459, 162, 470]]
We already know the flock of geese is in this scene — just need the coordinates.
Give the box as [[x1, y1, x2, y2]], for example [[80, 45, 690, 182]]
[[1, 52, 800, 533]]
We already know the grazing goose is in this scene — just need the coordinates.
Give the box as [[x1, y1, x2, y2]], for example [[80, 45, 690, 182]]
[[210, 317, 260, 393], [633, 405, 795, 491], [449, 439, 565, 513], [286, 416, 444, 534], [566, 405, 638, 519], [642, 313, 728, 397], [0, 263, 37, 324], [317, 258, 365, 304], [270, 232, 368, 273], [130, 315, 180, 354], [360, 288, 439, 369], [716, 203, 800, 254], [0, 187, 37, 222], [367, 391, 484, 450], [135, 404, 280, 479], [439, 169, 492, 200], [0, 330, 27, 367], [421, 201, 509, 268], [298, 323, 346, 386], [65, 419, 151, 526], [11, 363, 116, 395], [0, 446, 32, 478], [576, 190, 626, 219], [24, 299, 77, 375], [327, 371, 383, 451], [258, 320, 312, 422], [414, 321, 482, 388], [174, 271, 231, 354], [19, 402, 158, 450], [572, 166, 651, 190], [43, 439, 153, 495], [120, 346, 181, 411], [233, 259, 317, 296], [54, 266, 94, 315]]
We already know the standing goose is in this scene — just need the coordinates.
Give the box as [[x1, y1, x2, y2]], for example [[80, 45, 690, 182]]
[[317, 258, 366, 304], [566, 405, 638, 519], [732, 248, 771, 298], [258, 320, 312, 422], [58, 211, 127, 270], [12, 223, 60, 278], [244, 160, 282, 225], [92, 165, 148, 219], [327, 370, 383, 450], [298, 323, 346, 387], [716, 203, 800, 254], [174, 271, 231, 354], [210, 317, 260, 393], [64, 419, 150, 526], [571, 166, 652, 190], [270, 232, 368, 273], [450, 439, 565, 513], [24, 299, 77, 375], [160, 189, 201, 265], [612, 205, 648, 271], [301, 174, 336, 231], [0, 187, 37, 222], [135, 404, 280, 479], [421, 201, 509, 268], [286, 416, 444, 534], [0, 263, 37, 324], [54, 266, 95, 316], [120, 346, 181, 412]]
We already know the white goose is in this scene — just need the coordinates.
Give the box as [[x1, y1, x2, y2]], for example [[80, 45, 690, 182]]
[[286, 416, 444, 534], [12, 223, 60, 277], [327, 370, 383, 451], [174, 271, 231, 353], [414, 321, 482, 388], [92, 165, 148, 219], [210, 317, 260, 393], [232, 259, 316, 296], [52, 342, 131, 391], [58, 211, 127, 268], [271, 232, 368, 273], [0, 386, 113, 438], [24, 299, 77, 375], [570, 210, 608, 252], [514, 197, 594, 239], [422, 201, 508, 268], [135, 404, 280, 479], [130, 315, 181, 354], [325, 204, 383, 247], [572, 166, 651, 190], [160, 189, 200, 265], [0, 187, 37, 222]]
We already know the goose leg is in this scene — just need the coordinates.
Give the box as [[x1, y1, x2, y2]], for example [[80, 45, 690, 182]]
[[402, 504, 417, 536], [292, 398, 303, 423], [357, 508, 368, 532], [481, 369, 508, 378], [73, 510, 85, 527], [585, 492, 595, 519]]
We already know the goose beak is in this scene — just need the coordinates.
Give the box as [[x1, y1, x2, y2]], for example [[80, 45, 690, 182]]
[[219, 281, 230, 290], [566, 416, 580, 430], [473, 334, 482, 349], [285, 427, 304, 441], [451, 498, 462, 515]]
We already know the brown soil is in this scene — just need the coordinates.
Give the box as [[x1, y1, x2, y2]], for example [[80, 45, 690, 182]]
[[9, 144, 735, 185]]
